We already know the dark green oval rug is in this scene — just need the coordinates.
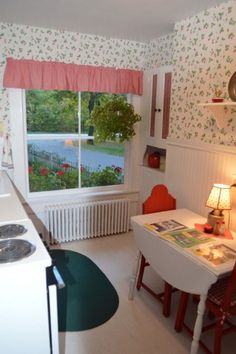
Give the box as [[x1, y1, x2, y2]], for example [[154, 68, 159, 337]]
[[50, 249, 119, 332]]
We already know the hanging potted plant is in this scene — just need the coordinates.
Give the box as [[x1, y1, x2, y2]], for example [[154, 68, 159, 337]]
[[90, 95, 142, 143]]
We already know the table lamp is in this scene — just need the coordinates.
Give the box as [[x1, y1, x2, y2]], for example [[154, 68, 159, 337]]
[[206, 184, 231, 227]]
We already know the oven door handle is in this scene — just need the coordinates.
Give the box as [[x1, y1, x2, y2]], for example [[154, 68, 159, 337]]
[[52, 266, 65, 289], [46, 265, 65, 289]]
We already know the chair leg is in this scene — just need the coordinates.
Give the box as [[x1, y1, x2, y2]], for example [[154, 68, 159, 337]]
[[163, 282, 173, 317], [213, 318, 224, 354], [175, 292, 189, 332], [207, 309, 215, 320], [136, 254, 146, 290]]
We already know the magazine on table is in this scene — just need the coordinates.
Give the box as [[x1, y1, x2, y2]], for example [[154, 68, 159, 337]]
[[190, 243, 236, 266], [145, 219, 187, 233], [145, 220, 213, 248], [159, 228, 213, 248]]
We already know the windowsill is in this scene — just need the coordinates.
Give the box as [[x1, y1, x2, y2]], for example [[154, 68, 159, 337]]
[[26, 187, 139, 204]]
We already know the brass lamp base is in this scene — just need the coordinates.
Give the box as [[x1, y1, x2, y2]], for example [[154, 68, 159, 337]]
[[207, 212, 224, 228]]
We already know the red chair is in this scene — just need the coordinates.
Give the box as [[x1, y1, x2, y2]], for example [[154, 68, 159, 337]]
[[136, 184, 176, 317], [175, 261, 236, 354]]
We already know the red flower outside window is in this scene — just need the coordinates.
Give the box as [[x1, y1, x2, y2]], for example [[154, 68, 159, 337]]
[[40, 167, 49, 176], [57, 170, 65, 177], [114, 166, 122, 174], [62, 163, 71, 169]]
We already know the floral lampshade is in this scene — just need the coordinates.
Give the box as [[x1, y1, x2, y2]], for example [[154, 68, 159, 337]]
[[206, 184, 231, 212]]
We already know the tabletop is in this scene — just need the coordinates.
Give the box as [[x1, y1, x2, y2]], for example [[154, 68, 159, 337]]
[[131, 208, 236, 294]]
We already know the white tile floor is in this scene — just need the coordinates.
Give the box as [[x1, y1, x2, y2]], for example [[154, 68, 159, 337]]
[[53, 232, 235, 354]]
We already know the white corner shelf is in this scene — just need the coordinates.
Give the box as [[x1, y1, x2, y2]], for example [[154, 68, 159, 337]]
[[198, 102, 236, 129], [141, 165, 165, 174]]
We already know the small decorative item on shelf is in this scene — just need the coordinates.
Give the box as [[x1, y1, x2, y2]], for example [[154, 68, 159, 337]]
[[148, 152, 160, 168], [212, 87, 224, 103], [212, 98, 224, 103]]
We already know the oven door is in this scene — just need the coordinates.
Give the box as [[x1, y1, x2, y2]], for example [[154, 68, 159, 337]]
[[47, 265, 65, 354]]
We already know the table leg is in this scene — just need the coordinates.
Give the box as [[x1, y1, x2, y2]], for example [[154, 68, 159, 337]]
[[128, 251, 141, 300], [190, 293, 207, 354]]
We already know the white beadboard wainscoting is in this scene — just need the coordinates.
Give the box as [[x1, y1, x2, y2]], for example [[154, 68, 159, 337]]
[[140, 166, 166, 202], [166, 141, 236, 231]]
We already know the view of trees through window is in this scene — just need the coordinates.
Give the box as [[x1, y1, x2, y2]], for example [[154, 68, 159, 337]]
[[26, 90, 125, 192]]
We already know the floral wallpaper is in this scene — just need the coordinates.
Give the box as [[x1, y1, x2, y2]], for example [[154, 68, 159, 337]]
[[1, 25, 147, 68], [1, 0, 236, 149], [0, 22, 147, 138], [169, 0, 236, 145], [145, 33, 174, 69]]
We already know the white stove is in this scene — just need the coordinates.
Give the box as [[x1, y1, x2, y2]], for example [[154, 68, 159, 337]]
[[0, 172, 59, 354], [0, 218, 51, 268]]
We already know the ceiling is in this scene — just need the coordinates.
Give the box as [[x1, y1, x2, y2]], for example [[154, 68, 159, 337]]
[[0, 0, 227, 42]]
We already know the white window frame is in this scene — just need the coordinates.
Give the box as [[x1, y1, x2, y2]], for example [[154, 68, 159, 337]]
[[9, 89, 131, 200]]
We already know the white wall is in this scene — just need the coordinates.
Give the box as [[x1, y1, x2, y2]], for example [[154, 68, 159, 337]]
[[166, 140, 236, 231]]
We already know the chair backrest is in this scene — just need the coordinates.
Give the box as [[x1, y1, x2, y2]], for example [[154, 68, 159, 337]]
[[143, 184, 176, 215], [221, 260, 236, 310]]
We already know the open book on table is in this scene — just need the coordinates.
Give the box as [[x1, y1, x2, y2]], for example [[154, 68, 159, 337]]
[[190, 243, 236, 266], [145, 220, 213, 248]]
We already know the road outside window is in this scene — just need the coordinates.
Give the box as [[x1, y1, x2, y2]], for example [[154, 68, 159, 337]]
[[26, 90, 125, 192]]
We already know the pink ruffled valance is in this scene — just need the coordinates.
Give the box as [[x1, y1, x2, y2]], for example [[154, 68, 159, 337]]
[[3, 58, 143, 95]]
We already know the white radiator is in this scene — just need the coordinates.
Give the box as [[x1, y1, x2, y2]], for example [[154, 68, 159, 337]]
[[45, 199, 130, 243]]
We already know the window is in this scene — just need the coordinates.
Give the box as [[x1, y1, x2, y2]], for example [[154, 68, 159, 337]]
[[25, 90, 125, 193]]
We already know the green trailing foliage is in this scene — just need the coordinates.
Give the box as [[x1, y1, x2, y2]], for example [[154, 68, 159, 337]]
[[90, 96, 142, 143]]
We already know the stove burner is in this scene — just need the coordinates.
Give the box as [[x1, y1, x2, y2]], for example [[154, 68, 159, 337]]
[[0, 224, 27, 239], [0, 239, 36, 263]]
